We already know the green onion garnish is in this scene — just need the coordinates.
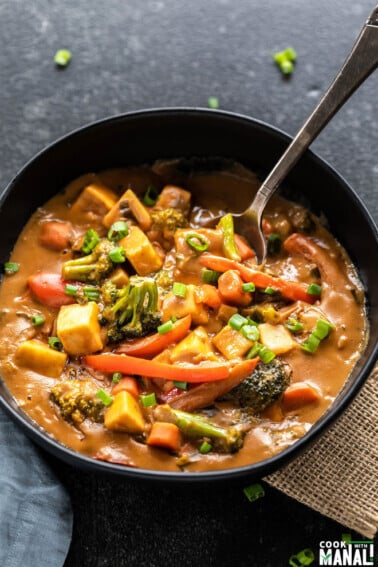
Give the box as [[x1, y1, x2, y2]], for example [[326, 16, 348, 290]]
[[31, 314, 45, 326], [307, 283, 322, 296], [54, 49, 72, 67], [201, 269, 221, 285], [4, 262, 19, 275], [246, 342, 275, 363], [228, 313, 248, 331], [242, 282, 255, 293], [109, 247, 126, 263], [289, 549, 315, 566], [285, 317, 304, 333], [267, 233, 282, 255], [185, 233, 210, 253], [157, 320, 174, 335], [140, 392, 156, 407], [199, 441, 212, 454], [173, 381, 188, 390], [246, 343, 261, 359], [301, 333, 321, 354], [208, 96, 219, 109], [264, 286, 276, 295], [143, 185, 159, 206], [172, 282, 187, 298], [272, 47, 297, 75], [243, 483, 265, 502], [83, 286, 100, 302], [65, 283, 78, 296], [82, 229, 99, 254], [241, 325, 260, 342], [48, 336, 63, 351], [313, 318, 335, 340], [107, 221, 129, 242], [112, 372, 122, 384], [96, 389, 113, 406]]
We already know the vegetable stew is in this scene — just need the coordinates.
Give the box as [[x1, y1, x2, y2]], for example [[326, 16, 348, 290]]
[[0, 160, 368, 472]]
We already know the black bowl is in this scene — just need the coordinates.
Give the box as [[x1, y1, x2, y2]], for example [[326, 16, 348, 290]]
[[0, 108, 377, 482]]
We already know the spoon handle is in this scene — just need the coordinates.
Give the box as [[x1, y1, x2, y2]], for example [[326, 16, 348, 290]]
[[249, 4, 378, 218]]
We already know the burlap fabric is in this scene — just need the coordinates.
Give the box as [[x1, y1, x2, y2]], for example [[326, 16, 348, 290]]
[[265, 366, 378, 539]]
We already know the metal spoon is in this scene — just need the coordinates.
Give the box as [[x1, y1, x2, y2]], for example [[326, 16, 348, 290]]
[[208, 4, 378, 264]]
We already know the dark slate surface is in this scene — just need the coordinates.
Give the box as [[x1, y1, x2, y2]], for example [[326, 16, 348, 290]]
[[0, 1, 377, 566]]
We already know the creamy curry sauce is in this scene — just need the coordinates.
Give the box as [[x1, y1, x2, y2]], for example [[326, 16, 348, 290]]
[[0, 162, 368, 472]]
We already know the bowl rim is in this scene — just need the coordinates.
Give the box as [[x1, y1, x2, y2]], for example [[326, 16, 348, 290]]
[[0, 106, 377, 482]]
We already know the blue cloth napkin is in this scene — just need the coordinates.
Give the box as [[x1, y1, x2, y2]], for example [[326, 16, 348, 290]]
[[0, 405, 73, 567]]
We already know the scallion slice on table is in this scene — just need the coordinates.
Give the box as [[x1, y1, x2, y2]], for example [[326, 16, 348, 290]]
[[207, 96, 219, 109], [54, 49, 72, 67], [243, 482, 265, 502]]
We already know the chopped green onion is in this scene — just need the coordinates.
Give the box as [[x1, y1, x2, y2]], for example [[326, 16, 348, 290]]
[[267, 233, 282, 255], [285, 317, 304, 333], [82, 229, 99, 254], [96, 389, 113, 406], [258, 345, 276, 363], [109, 247, 126, 263], [313, 318, 335, 340], [242, 282, 255, 293], [289, 548, 315, 567], [185, 233, 210, 253], [199, 440, 212, 454], [83, 286, 100, 302], [107, 221, 128, 242], [173, 381, 188, 390], [172, 282, 187, 298], [341, 534, 352, 543], [241, 325, 260, 342], [307, 283, 322, 296], [112, 372, 122, 384], [4, 262, 19, 275], [243, 483, 265, 502], [31, 314, 45, 326], [157, 320, 174, 335], [280, 59, 294, 75], [201, 269, 221, 285], [228, 313, 248, 331], [140, 392, 156, 407], [54, 49, 72, 67], [65, 283, 78, 296], [143, 185, 159, 206], [273, 47, 297, 75], [264, 286, 276, 295], [208, 96, 219, 109], [247, 342, 275, 363], [301, 333, 321, 354], [218, 213, 241, 262], [48, 336, 63, 351], [282, 47, 297, 62]]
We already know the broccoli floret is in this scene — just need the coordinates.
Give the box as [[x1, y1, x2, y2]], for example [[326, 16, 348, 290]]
[[50, 379, 104, 425], [227, 359, 291, 413], [62, 239, 115, 284], [153, 405, 245, 453], [150, 208, 188, 243], [103, 276, 161, 342]]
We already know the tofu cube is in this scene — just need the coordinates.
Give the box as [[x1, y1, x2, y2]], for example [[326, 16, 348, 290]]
[[104, 391, 145, 433], [258, 323, 297, 354], [213, 325, 252, 360], [16, 340, 67, 378], [161, 284, 209, 325], [70, 183, 118, 217], [57, 302, 103, 355], [170, 326, 215, 364], [119, 226, 163, 276]]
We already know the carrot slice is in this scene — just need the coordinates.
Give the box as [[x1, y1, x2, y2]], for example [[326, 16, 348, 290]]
[[218, 270, 252, 307], [112, 376, 140, 397], [116, 315, 191, 358], [147, 422, 181, 452], [234, 234, 255, 260], [199, 254, 317, 304], [195, 285, 222, 309], [85, 353, 231, 383], [282, 382, 321, 410]]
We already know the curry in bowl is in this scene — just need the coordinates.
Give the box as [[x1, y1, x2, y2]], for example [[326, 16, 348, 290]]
[[0, 160, 368, 472]]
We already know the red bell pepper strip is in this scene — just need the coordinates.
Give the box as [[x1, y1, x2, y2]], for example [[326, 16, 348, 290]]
[[199, 254, 317, 304], [28, 273, 76, 308], [116, 315, 192, 358], [85, 353, 232, 383]]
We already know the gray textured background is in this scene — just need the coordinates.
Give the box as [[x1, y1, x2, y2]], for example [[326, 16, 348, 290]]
[[0, 1, 377, 566]]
